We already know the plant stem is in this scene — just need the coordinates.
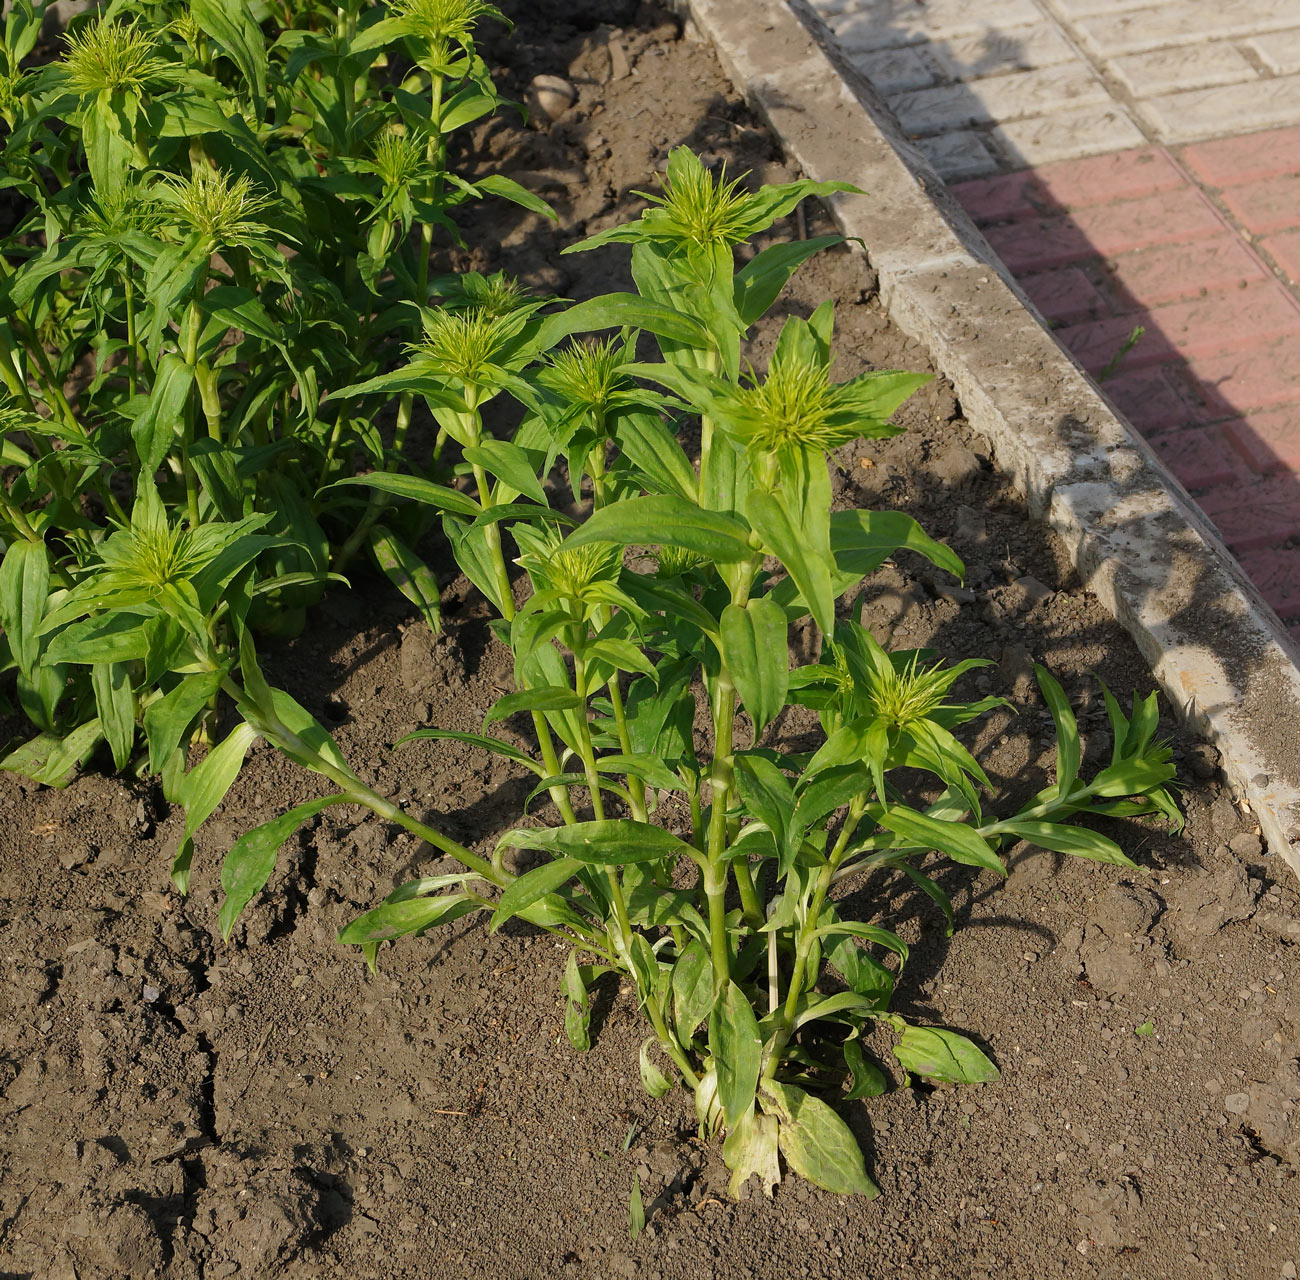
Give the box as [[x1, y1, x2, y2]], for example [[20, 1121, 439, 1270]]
[[223, 673, 505, 885], [762, 807, 863, 1079]]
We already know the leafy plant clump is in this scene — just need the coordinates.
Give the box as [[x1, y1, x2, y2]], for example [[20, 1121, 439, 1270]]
[[0, 0, 548, 827], [214, 147, 1182, 1199]]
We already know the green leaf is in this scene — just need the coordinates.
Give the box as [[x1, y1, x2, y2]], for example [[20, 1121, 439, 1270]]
[[0, 720, 103, 789], [474, 173, 556, 219], [463, 438, 548, 507], [534, 293, 711, 352], [672, 940, 714, 1040], [219, 795, 347, 940], [639, 1039, 674, 1099], [721, 598, 789, 734], [829, 509, 963, 583], [90, 662, 135, 772], [338, 894, 481, 945], [564, 495, 754, 563], [322, 472, 481, 517], [999, 819, 1136, 867], [1035, 665, 1081, 800], [877, 804, 1005, 876], [809, 919, 908, 962], [262, 688, 355, 783], [596, 752, 682, 792], [842, 1039, 888, 1100], [444, 515, 508, 615], [143, 669, 226, 776], [0, 539, 50, 677], [893, 1026, 999, 1084], [395, 728, 545, 776], [613, 409, 698, 502], [131, 354, 193, 474], [1089, 756, 1177, 798], [45, 614, 153, 666], [734, 235, 844, 327], [710, 980, 762, 1128], [746, 490, 834, 634], [191, 0, 269, 115], [628, 1174, 645, 1240], [563, 950, 593, 1051], [489, 855, 581, 930], [369, 526, 441, 635], [173, 721, 261, 893], [734, 754, 795, 857], [496, 819, 696, 867], [761, 1081, 877, 1197], [484, 685, 583, 725]]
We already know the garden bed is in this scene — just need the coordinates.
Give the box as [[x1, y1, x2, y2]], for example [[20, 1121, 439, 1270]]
[[1, 3, 1297, 1277]]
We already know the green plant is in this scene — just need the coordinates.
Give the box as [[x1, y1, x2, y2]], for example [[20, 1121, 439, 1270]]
[[0, 1, 550, 834], [215, 148, 1180, 1197]]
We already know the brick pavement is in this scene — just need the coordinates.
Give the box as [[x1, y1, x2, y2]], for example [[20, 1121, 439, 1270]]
[[811, 0, 1300, 639]]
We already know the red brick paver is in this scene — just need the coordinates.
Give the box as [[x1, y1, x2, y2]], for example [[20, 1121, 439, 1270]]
[[953, 126, 1300, 627]]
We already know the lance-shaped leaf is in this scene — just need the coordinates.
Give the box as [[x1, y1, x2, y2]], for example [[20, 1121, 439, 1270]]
[[533, 293, 711, 352], [172, 721, 261, 893], [761, 1081, 878, 1198], [997, 819, 1135, 868], [131, 354, 193, 474], [734, 235, 844, 327], [338, 894, 482, 947], [893, 1025, 999, 1084], [490, 854, 582, 930], [91, 662, 135, 772], [746, 490, 834, 634], [721, 598, 789, 734], [369, 525, 441, 635], [564, 495, 755, 563], [497, 819, 696, 867], [877, 803, 1005, 876], [485, 686, 583, 725], [219, 795, 348, 939], [1035, 665, 1081, 800], [829, 509, 963, 583], [710, 980, 761, 1128], [0, 539, 50, 678], [321, 472, 481, 517]]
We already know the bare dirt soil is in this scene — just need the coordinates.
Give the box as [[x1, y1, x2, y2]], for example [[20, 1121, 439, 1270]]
[[1, 4, 1298, 1278]]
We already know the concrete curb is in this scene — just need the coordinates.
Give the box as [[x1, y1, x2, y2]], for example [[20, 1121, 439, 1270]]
[[677, 0, 1300, 875]]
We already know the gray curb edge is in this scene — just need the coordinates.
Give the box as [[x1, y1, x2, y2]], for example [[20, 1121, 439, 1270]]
[[676, 0, 1300, 875]]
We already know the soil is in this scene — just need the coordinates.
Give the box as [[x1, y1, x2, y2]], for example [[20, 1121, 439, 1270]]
[[2, 3, 1299, 1278]]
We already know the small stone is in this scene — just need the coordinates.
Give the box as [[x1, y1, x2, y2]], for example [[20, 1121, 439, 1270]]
[[1229, 832, 1263, 858], [142, 984, 161, 1003], [1224, 1092, 1250, 1115], [528, 74, 577, 122], [1281, 1261, 1296, 1280]]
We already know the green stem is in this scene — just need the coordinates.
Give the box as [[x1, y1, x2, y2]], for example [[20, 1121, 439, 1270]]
[[762, 808, 863, 1079], [222, 673, 505, 885]]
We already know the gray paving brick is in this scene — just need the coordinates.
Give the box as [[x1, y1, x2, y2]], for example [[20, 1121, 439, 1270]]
[[1113, 42, 1259, 97], [889, 64, 1109, 138], [931, 23, 1076, 80], [1076, 1, 1300, 58], [847, 45, 941, 94], [916, 130, 1000, 181], [1139, 75, 1300, 143], [828, 0, 1040, 52], [1247, 30, 1300, 76], [990, 105, 1146, 166]]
